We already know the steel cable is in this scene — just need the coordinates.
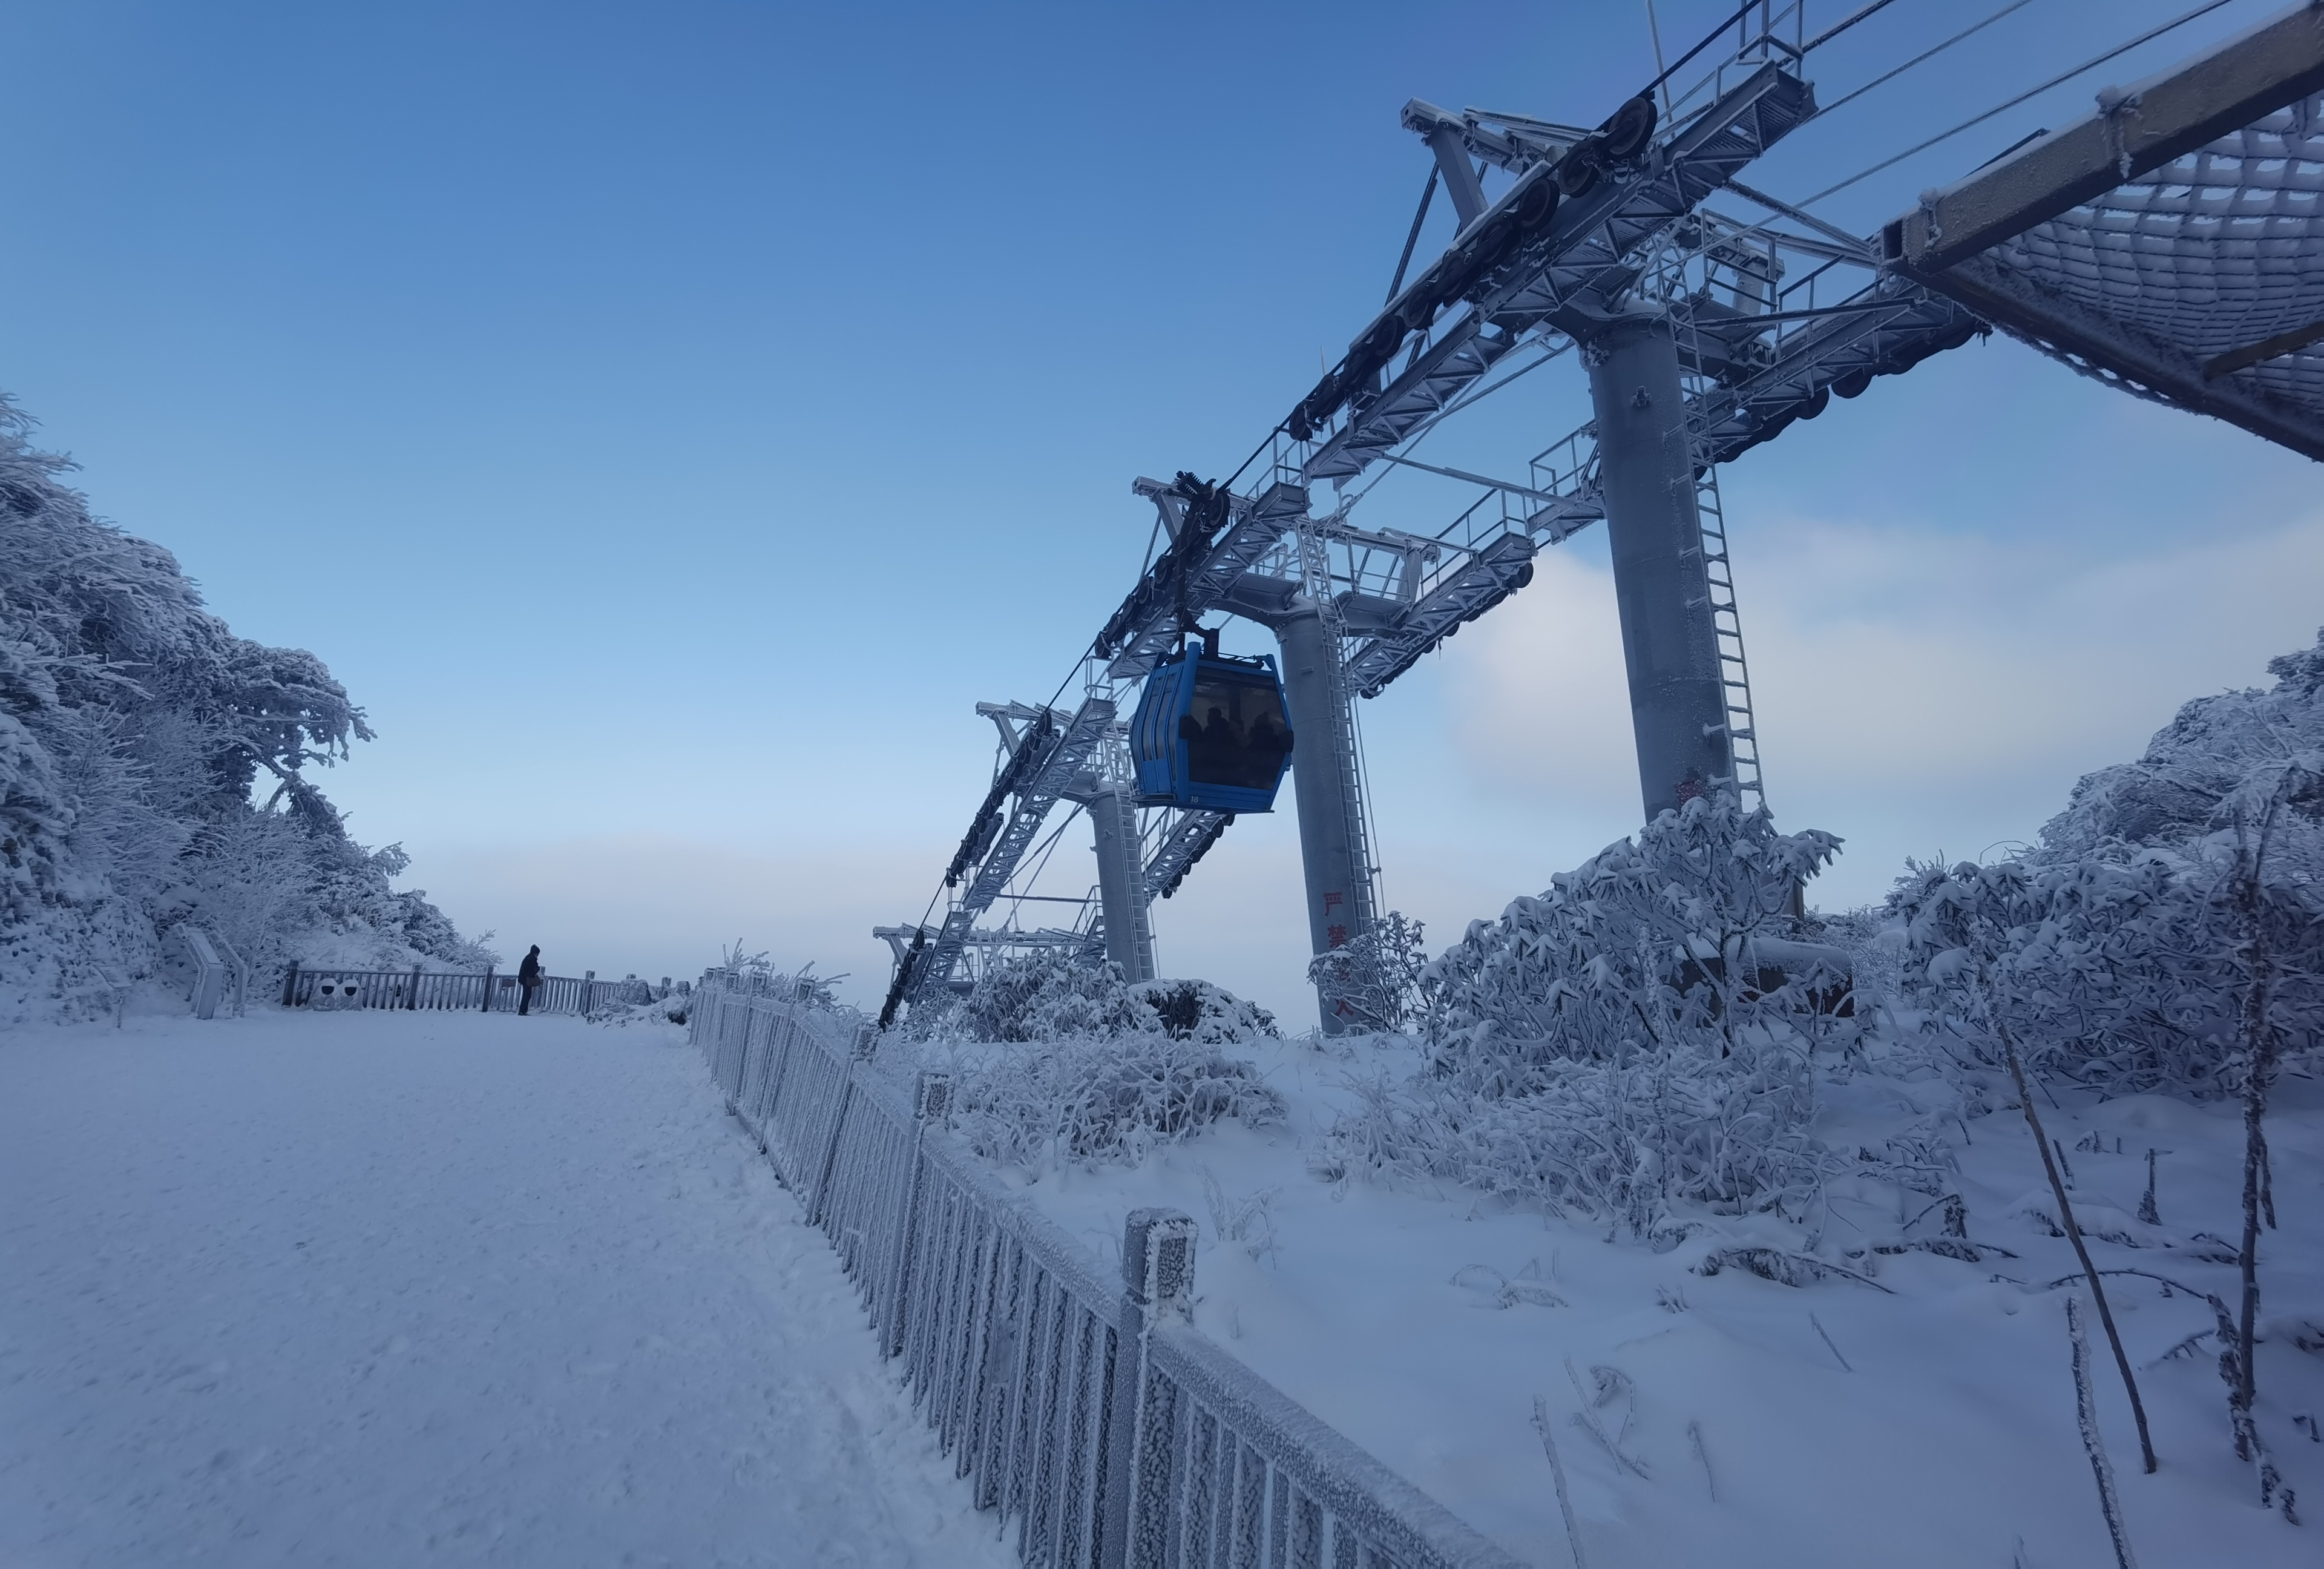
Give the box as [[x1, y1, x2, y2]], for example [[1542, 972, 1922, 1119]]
[[1808, 0, 2043, 126], [1797, 0, 2244, 208]]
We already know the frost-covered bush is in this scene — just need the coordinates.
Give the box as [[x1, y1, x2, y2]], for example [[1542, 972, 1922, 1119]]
[[1890, 633, 2324, 1099], [2040, 630, 2324, 861], [947, 1031, 1284, 1166], [953, 948, 1152, 1042], [1305, 910, 1427, 1033], [1130, 976, 1279, 1044], [908, 949, 1278, 1047], [1335, 794, 1857, 1231], [905, 949, 1283, 1166], [0, 395, 488, 1021]]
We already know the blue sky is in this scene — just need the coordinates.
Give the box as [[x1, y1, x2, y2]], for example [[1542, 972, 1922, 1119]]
[[4, 1, 2317, 1021]]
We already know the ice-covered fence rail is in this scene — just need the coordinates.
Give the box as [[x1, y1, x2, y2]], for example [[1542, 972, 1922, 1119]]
[[278, 964, 676, 1015], [689, 973, 1521, 1569]]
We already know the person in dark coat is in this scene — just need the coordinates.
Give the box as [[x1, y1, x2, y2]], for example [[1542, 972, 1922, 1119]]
[[517, 946, 543, 1015]]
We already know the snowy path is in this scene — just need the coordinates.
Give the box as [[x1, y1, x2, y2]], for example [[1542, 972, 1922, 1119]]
[[0, 1010, 1017, 1568]]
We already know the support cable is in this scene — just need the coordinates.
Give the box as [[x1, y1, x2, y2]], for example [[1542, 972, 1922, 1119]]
[[1800, 0, 1907, 54], [1808, 0, 2043, 126], [1386, 166, 1441, 303], [1797, 0, 2243, 208], [1013, 800, 1087, 903], [1646, 0, 1775, 104]]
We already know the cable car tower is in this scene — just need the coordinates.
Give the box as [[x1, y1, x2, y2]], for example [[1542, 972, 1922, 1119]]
[[881, 2, 2324, 1030]]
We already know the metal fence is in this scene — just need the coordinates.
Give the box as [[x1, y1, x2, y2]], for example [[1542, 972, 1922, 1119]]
[[280, 963, 675, 1015], [691, 972, 1519, 1569]]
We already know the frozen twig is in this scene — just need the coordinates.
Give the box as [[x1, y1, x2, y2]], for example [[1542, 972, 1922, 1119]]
[[1564, 1358, 1649, 1479], [1810, 1312, 1853, 1372], [2067, 1295, 2141, 1569], [2204, 1289, 2297, 1522], [2222, 764, 2314, 1510], [1532, 1395, 1590, 1569], [1687, 1419, 1716, 1502], [1991, 999, 2158, 1473]]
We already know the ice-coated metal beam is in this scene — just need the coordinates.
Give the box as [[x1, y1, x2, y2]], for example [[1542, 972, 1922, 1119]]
[[1911, 251, 2324, 464], [1083, 786, 1155, 982], [907, 696, 1115, 1005], [1883, 4, 2324, 463], [1891, 2, 2324, 275], [1097, 481, 1310, 683], [1305, 63, 1817, 485], [1277, 602, 1368, 1034], [1143, 808, 1230, 903], [1587, 308, 1733, 818]]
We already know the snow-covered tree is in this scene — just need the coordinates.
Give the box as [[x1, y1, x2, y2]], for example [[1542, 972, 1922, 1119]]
[[1890, 631, 2324, 1100], [1889, 632, 2324, 1513], [1339, 793, 1859, 1234], [0, 393, 490, 1021], [1305, 910, 1428, 1033]]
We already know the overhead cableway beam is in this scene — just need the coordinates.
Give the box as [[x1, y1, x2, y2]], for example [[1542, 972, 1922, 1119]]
[[1888, 2, 2324, 462], [1098, 481, 1310, 683], [1305, 64, 1818, 486], [1912, 252, 2324, 464], [1143, 808, 1231, 903], [1892, 4, 2324, 274], [906, 697, 1116, 1006]]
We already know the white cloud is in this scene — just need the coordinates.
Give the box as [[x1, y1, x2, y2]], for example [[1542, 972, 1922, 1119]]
[[1435, 508, 2324, 908]]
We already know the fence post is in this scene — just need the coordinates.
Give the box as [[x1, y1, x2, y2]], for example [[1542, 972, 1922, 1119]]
[[807, 1059, 859, 1228], [281, 962, 300, 1008], [481, 968, 494, 1012], [881, 1072, 949, 1358], [1101, 1209, 1197, 1569], [409, 965, 422, 1010], [584, 969, 596, 1015]]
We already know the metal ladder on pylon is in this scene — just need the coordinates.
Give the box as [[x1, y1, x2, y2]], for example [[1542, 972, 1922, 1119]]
[[1693, 464, 1765, 812], [1670, 304, 1767, 815], [1299, 522, 1379, 938]]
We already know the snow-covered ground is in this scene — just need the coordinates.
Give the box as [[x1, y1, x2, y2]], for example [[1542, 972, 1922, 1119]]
[[974, 1032, 2324, 1569], [0, 1007, 1015, 1568]]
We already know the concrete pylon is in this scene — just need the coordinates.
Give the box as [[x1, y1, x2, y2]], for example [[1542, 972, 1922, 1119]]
[[1275, 601, 1364, 1033], [1086, 787, 1155, 982], [1583, 306, 1733, 821]]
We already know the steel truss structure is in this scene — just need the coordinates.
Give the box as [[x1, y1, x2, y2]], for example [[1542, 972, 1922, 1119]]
[[882, 2, 2324, 1018]]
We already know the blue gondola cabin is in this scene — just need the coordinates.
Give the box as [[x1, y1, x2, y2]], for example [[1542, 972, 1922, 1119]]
[[1130, 646, 1295, 812]]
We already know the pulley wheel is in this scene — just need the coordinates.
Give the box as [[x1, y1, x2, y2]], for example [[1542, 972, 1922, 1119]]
[[1602, 95, 1657, 160], [1555, 140, 1604, 197]]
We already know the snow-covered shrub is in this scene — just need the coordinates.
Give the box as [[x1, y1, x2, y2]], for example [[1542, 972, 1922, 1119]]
[[1130, 976, 1279, 1044], [1890, 632, 2324, 1099], [953, 948, 1151, 1042], [0, 393, 488, 1022], [1305, 910, 1427, 1033], [1335, 794, 1858, 1232], [945, 1030, 1284, 1167], [904, 950, 1283, 1166], [2041, 630, 2324, 862], [908, 949, 1279, 1047]]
